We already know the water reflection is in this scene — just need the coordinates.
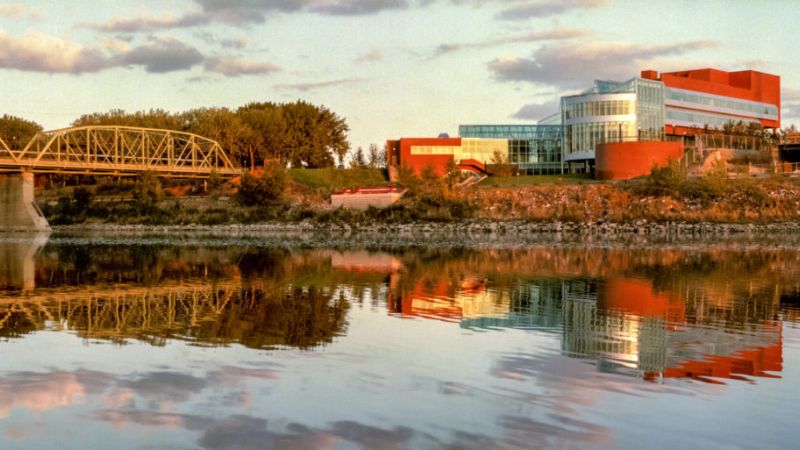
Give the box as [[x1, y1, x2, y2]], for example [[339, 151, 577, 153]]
[[1, 239, 799, 448], [0, 244, 795, 379]]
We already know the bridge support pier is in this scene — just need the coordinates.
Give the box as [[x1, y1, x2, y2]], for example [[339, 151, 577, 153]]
[[0, 173, 50, 231]]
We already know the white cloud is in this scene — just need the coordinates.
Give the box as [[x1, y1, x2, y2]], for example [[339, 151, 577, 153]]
[[81, 12, 208, 33], [512, 99, 560, 120], [276, 78, 364, 92], [204, 57, 280, 76], [0, 29, 109, 73], [436, 26, 587, 55], [489, 40, 720, 89], [495, 0, 608, 20]]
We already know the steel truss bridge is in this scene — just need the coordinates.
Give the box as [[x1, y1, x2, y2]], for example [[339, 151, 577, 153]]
[[0, 126, 239, 178]]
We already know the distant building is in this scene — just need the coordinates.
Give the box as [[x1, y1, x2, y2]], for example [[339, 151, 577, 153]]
[[387, 68, 781, 179]]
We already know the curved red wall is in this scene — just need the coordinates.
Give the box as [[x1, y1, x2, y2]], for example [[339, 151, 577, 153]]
[[596, 141, 684, 180]]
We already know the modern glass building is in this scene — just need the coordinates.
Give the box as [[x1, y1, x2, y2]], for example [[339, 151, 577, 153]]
[[561, 77, 666, 172], [389, 68, 779, 178], [459, 124, 563, 174]]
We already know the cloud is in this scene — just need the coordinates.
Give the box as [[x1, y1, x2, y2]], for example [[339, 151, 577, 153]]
[[117, 37, 205, 73], [0, 30, 210, 74], [204, 57, 280, 76], [86, 0, 416, 32], [436, 26, 586, 55], [81, 12, 208, 33], [357, 48, 383, 62], [0, 29, 110, 73], [196, 0, 408, 24], [122, 371, 207, 403], [488, 40, 720, 89], [311, 0, 409, 15], [782, 87, 800, 125], [496, 0, 608, 20], [276, 78, 363, 92], [220, 36, 248, 49], [512, 99, 560, 120], [0, 3, 39, 20]]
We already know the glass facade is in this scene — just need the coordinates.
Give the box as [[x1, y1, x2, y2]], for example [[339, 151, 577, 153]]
[[636, 78, 666, 140], [459, 125, 563, 174], [665, 109, 760, 128], [665, 88, 779, 118], [563, 100, 634, 119], [561, 78, 667, 170]]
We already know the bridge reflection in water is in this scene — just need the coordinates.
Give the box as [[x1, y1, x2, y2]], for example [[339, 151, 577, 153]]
[[0, 242, 795, 383]]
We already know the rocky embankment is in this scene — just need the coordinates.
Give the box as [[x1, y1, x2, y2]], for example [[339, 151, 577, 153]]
[[52, 220, 800, 248]]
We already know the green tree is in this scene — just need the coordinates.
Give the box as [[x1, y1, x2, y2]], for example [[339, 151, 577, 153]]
[[235, 162, 288, 206], [367, 144, 380, 168], [72, 109, 182, 130], [351, 147, 367, 168], [182, 107, 251, 164], [0, 115, 43, 149]]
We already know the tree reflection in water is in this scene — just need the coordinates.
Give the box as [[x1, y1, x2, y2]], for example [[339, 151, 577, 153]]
[[0, 243, 797, 380]]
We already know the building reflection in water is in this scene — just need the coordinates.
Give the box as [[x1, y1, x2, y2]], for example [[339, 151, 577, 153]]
[[0, 243, 792, 383], [383, 248, 790, 383]]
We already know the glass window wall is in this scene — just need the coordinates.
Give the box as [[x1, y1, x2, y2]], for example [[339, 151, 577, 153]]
[[459, 125, 563, 174], [665, 89, 778, 118]]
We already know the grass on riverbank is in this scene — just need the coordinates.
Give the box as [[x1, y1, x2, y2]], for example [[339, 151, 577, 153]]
[[289, 167, 387, 194], [478, 173, 594, 188]]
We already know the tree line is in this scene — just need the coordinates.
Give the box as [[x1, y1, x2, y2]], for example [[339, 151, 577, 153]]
[[0, 101, 350, 169]]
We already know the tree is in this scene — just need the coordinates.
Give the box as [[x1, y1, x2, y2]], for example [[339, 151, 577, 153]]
[[68, 101, 351, 170], [490, 150, 514, 177], [72, 109, 182, 130], [0, 115, 43, 149], [351, 147, 367, 168], [182, 107, 251, 164], [368, 144, 380, 168]]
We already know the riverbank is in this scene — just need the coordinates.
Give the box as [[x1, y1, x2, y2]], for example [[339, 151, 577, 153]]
[[36, 169, 800, 228], [48, 220, 800, 248]]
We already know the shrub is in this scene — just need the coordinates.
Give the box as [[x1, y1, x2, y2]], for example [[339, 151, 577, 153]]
[[638, 159, 686, 196], [236, 162, 288, 206], [489, 150, 515, 177], [682, 159, 728, 202], [133, 172, 163, 214], [207, 172, 225, 197]]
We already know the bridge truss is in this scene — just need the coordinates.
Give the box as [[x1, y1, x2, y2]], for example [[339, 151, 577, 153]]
[[0, 126, 240, 178]]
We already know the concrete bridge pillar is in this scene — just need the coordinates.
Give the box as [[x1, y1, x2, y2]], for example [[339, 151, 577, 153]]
[[0, 173, 50, 231], [0, 234, 48, 290]]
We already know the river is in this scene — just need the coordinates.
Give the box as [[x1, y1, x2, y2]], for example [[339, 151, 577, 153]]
[[0, 233, 798, 449]]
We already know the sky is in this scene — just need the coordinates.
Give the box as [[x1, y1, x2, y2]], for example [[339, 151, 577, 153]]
[[0, 0, 799, 153]]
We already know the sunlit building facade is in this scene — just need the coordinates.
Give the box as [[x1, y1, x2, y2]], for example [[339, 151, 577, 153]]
[[387, 68, 780, 178], [459, 124, 563, 174], [561, 77, 666, 172]]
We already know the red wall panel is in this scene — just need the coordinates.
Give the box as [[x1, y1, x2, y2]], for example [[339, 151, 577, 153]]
[[397, 137, 461, 177], [596, 141, 684, 180]]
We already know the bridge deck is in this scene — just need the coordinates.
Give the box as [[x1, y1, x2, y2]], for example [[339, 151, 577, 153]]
[[0, 158, 241, 177]]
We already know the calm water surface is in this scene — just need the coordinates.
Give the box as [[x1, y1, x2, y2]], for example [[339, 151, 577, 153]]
[[1, 235, 799, 449]]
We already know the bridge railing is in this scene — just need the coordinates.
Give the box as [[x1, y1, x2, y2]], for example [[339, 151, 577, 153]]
[[1, 126, 240, 176]]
